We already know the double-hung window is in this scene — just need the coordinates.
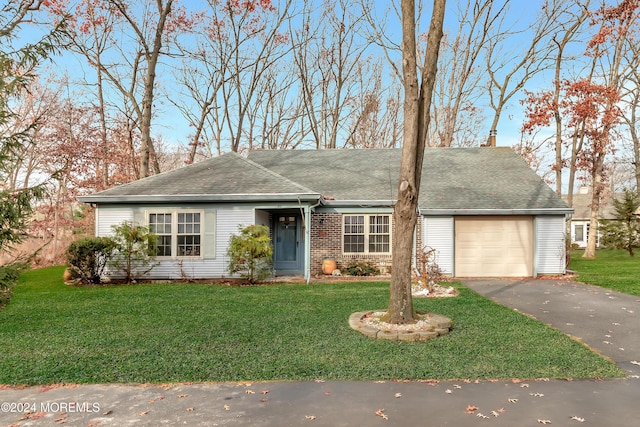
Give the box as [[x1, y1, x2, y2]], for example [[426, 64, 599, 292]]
[[148, 211, 203, 258], [343, 214, 391, 254]]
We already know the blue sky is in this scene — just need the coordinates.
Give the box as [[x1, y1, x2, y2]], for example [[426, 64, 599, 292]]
[[20, 0, 588, 153]]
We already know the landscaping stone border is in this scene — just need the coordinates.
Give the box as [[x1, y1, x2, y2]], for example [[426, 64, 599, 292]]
[[348, 311, 453, 341]]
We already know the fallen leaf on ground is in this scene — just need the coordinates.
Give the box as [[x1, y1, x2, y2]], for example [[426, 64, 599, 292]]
[[224, 405, 230, 411], [491, 411, 500, 417], [139, 410, 149, 416], [39, 384, 64, 393], [465, 404, 479, 413], [631, 361, 640, 366], [476, 413, 489, 419], [445, 389, 452, 394], [538, 419, 551, 424], [375, 409, 388, 420], [87, 422, 101, 427], [314, 379, 325, 383], [245, 390, 255, 394], [530, 392, 545, 397], [102, 410, 112, 416], [186, 407, 194, 412], [260, 390, 269, 395], [325, 392, 332, 396], [570, 416, 585, 422], [520, 384, 530, 388], [508, 398, 518, 403], [454, 384, 462, 389], [305, 415, 316, 420]]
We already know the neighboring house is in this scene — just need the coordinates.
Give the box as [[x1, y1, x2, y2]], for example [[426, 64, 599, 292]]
[[563, 187, 635, 249], [79, 147, 572, 281]]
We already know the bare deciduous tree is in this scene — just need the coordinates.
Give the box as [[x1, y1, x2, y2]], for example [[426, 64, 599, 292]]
[[484, 0, 567, 146], [387, 0, 445, 324], [291, 0, 373, 149]]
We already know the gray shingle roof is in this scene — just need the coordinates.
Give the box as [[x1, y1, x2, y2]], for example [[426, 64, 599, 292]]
[[80, 147, 571, 214], [563, 190, 629, 219], [248, 147, 570, 213], [247, 148, 400, 201], [419, 148, 570, 212], [79, 152, 319, 203]]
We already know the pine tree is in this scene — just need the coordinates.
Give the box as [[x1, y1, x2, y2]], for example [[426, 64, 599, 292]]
[[0, 2, 65, 254]]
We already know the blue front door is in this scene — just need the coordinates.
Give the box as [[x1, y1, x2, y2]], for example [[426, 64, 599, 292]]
[[273, 214, 303, 275]]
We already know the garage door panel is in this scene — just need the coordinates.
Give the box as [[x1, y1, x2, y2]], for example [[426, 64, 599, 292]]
[[455, 216, 533, 277]]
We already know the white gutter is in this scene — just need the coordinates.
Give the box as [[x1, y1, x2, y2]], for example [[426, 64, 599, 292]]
[[419, 208, 574, 216]]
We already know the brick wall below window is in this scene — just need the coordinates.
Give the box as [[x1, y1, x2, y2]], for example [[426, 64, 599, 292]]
[[310, 212, 395, 276]]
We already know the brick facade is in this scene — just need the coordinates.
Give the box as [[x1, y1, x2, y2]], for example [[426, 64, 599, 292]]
[[310, 212, 421, 277]]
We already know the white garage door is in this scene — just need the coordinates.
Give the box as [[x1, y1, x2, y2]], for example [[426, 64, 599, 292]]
[[455, 216, 533, 277]]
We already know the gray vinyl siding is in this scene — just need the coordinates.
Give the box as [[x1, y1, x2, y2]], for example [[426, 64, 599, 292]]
[[96, 205, 254, 279], [535, 215, 566, 275], [95, 207, 134, 236], [148, 207, 254, 279], [421, 216, 454, 275]]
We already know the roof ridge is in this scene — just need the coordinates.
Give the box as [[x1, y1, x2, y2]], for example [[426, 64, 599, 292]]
[[238, 152, 319, 194]]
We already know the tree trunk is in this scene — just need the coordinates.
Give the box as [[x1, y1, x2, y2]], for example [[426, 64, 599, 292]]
[[137, 0, 173, 178], [387, 0, 445, 324], [583, 154, 606, 259], [96, 55, 109, 189]]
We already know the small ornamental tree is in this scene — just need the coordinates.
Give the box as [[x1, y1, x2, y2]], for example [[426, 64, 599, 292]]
[[227, 224, 273, 284], [66, 237, 116, 284], [600, 189, 640, 256], [110, 222, 158, 284]]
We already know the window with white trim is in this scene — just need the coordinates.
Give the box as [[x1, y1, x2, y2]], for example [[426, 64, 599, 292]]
[[343, 214, 391, 254], [148, 211, 203, 257]]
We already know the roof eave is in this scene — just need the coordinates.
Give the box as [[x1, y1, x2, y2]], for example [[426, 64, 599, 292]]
[[78, 193, 322, 204], [419, 208, 574, 216], [321, 199, 396, 207]]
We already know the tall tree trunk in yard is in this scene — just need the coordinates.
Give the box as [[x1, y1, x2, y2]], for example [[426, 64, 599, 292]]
[[386, 0, 445, 324], [139, 0, 172, 178], [583, 145, 608, 258]]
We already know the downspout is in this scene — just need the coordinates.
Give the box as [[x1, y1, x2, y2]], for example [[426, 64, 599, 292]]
[[305, 197, 323, 284]]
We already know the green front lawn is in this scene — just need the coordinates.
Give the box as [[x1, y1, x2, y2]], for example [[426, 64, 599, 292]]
[[570, 249, 640, 296], [0, 266, 623, 384]]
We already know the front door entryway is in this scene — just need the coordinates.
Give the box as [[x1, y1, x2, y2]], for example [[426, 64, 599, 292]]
[[273, 214, 303, 275]]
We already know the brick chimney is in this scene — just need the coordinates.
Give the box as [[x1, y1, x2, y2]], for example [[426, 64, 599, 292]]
[[488, 129, 497, 147]]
